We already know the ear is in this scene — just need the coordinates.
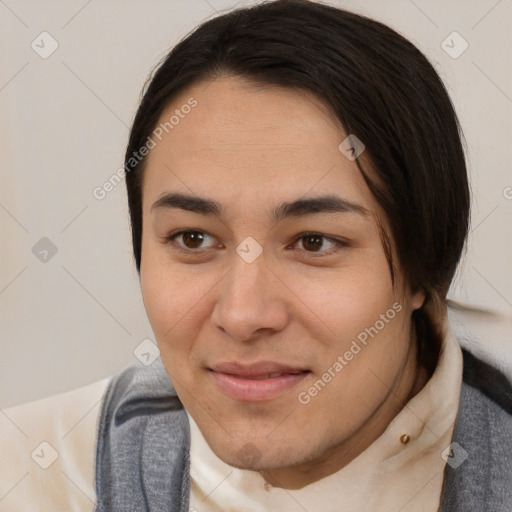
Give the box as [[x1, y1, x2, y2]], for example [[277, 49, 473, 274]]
[[411, 288, 426, 311]]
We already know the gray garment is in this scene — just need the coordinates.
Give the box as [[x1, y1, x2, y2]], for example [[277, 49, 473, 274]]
[[94, 349, 512, 512], [438, 350, 512, 511]]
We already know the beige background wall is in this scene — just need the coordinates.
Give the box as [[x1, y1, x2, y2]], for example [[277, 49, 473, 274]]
[[1, 0, 511, 408]]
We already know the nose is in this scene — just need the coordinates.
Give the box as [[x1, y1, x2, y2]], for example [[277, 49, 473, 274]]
[[210, 251, 290, 342]]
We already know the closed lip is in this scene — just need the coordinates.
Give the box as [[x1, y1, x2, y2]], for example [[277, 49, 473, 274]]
[[209, 360, 311, 401], [209, 361, 310, 377]]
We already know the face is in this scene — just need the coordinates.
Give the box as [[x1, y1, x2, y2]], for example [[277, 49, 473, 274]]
[[139, 76, 426, 488]]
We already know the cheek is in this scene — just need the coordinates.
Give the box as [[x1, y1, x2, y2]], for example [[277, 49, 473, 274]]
[[139, 247, 218, 366], [314, 282, 406, 386], [303, 255, 397, 343], [140, 260, 176, 333], [302, 257, 407, 397], [297, 304, 410, 439], [140, 247, 189, 347]]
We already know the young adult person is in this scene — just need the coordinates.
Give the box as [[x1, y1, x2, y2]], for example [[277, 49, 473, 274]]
[[1, 1, 511, 510]]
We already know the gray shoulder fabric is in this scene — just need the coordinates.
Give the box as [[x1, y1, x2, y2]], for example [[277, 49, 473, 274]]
[[438, 349, 512, 511], [93, 359, 190, 512]]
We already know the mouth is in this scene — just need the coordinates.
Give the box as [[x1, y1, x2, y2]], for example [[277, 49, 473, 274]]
[[240, 372, 303, 379], [209, 361, 311, 402]]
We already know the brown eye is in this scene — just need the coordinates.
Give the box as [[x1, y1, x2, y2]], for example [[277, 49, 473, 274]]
[[292, 232, 347, 257], [301, 235, 325, 252], [165, 230, 216, 252], [181, 231, 207, 249]]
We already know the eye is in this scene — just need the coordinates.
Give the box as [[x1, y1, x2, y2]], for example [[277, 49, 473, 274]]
[[164, 229, 348, 257], [165, 230, 218, 253], [290, 232, 348, 256]]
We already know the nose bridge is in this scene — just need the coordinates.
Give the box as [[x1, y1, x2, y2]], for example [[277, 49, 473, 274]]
[[225, 244, 271, 305], [212, 244, 288, 340]]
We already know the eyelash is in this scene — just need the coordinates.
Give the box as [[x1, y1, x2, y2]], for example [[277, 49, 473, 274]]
[[164, 229, 348, 257]]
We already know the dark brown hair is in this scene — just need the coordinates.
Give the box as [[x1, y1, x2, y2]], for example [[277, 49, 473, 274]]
[[124, 0, 470, 372]]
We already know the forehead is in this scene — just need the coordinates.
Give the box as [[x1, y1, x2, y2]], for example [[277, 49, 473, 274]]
[[142, 76, 377, 217]]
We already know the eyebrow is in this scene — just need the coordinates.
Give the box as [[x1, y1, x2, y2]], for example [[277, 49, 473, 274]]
[[150, 192, 369, 221]]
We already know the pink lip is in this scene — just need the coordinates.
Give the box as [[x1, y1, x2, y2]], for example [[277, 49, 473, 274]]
[[209, 361, 310, 402]]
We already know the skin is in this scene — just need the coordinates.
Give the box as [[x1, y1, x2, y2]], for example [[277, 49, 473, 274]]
[[139, 75, 429, 489]]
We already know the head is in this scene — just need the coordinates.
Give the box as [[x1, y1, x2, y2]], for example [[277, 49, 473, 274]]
[[124, 0, 470, 487]]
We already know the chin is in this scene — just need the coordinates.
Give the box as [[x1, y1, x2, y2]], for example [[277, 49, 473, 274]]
[[210, 435, 308, 472]]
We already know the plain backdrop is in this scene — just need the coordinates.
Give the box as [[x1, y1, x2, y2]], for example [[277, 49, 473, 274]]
[[1, 0, 511, 408]]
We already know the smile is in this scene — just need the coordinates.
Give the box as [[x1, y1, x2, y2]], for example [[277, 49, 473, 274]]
[[209, 361, 311, 401]]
